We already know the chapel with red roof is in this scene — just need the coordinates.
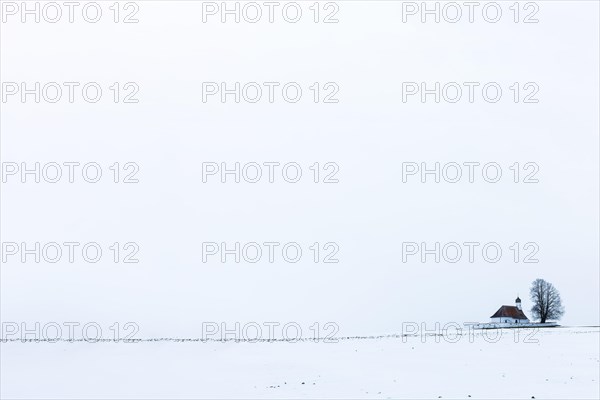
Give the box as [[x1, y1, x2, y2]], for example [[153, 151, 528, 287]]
[[490, 297, 530, 324]]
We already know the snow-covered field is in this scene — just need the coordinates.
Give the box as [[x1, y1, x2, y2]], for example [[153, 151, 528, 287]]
[[1, 327, 598, 399]]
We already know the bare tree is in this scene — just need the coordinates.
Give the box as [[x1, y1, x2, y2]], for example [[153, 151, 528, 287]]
[[529, 279, 565, 323]]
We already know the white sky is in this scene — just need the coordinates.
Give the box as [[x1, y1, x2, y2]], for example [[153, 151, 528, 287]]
[[1, 1, 598, 338]]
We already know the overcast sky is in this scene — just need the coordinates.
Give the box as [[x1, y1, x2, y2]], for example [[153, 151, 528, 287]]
[[1, 1, 598, 338]]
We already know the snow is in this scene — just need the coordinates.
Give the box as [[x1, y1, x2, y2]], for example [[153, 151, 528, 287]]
[[1, 327, 598, 399]]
